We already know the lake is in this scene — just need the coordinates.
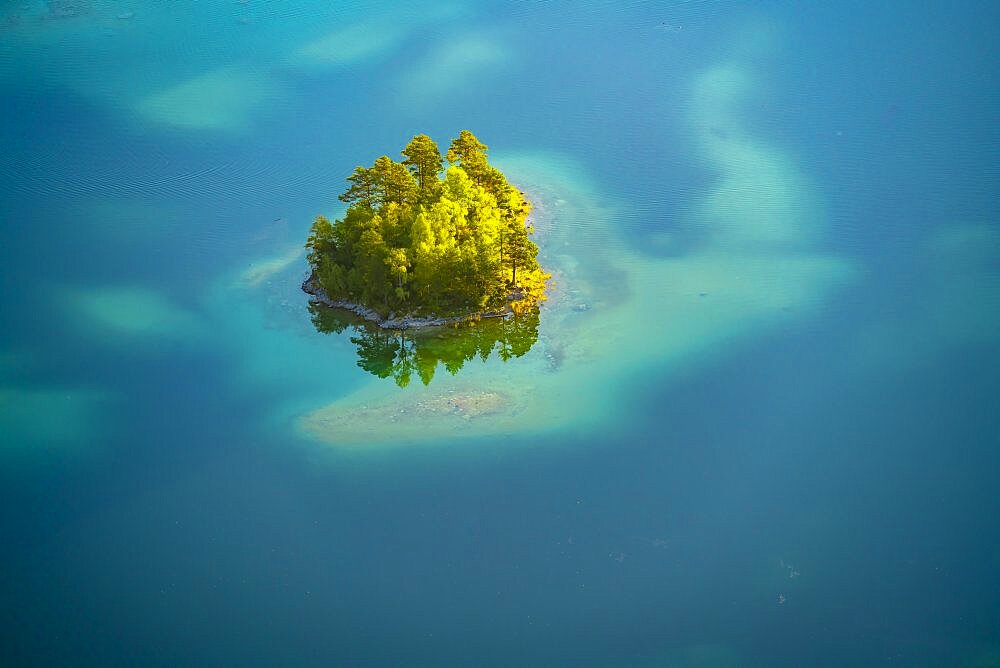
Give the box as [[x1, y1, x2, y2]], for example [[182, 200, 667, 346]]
[[2, 1, 999, 665]]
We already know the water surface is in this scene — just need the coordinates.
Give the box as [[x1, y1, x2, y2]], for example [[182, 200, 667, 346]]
[[2, 1, 999, 665]]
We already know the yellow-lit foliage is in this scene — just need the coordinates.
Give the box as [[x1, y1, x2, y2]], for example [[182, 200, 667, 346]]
[[306, 131, 546, 317]]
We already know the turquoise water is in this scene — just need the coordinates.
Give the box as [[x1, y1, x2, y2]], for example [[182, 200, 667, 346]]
[[2, 1, 1000, 665]]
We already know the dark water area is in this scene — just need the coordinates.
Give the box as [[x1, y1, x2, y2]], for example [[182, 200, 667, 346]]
[[2, 1, 999, 665]]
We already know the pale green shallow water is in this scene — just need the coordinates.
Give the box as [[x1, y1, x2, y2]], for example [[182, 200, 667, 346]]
[[1, 1, 999, 665]]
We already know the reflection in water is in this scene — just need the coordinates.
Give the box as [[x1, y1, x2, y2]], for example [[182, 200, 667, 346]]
[[308, 304, 539, 387]]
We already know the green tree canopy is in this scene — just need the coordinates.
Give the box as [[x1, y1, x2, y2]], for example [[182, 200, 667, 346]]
[[402, 134, 443, 192], [306, 130, 548, 318], [446, 129, 490, 185]]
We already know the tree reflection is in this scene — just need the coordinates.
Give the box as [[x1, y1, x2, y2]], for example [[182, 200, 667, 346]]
[[308, 303, 540, 387]]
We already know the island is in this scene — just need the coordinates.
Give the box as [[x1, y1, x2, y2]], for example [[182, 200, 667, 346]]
[[303, 130, 549, 329]]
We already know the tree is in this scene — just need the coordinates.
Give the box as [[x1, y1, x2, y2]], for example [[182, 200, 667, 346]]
[[385, 247, 410, 301], [338, 166, 375, 205], [355, 225, 391, 308], [401, 134, 443, 191], [446, 130, 489, 185], [505, 217, 539, 286], [370, 156, 417, 207], [305, 215, 336, 266]]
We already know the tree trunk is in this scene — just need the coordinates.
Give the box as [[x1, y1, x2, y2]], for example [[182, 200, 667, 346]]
[[499, 230, 505, 283]]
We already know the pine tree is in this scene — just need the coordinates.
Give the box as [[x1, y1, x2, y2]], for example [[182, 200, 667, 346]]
[[338, 166, 375, 205], [446, 130, 489, 185], [401, 134, 443, 191]]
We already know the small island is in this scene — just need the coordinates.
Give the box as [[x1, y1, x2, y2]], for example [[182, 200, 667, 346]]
[[303, 130, 549, 329]]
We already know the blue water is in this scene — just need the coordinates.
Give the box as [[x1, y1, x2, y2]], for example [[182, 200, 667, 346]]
[[2, 1, 999, 665]]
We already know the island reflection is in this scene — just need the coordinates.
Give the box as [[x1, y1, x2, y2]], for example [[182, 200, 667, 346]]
[[308, 303, 539, 387]]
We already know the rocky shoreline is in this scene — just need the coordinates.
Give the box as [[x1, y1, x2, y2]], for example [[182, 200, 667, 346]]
[[301, 273, 514, 330]]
